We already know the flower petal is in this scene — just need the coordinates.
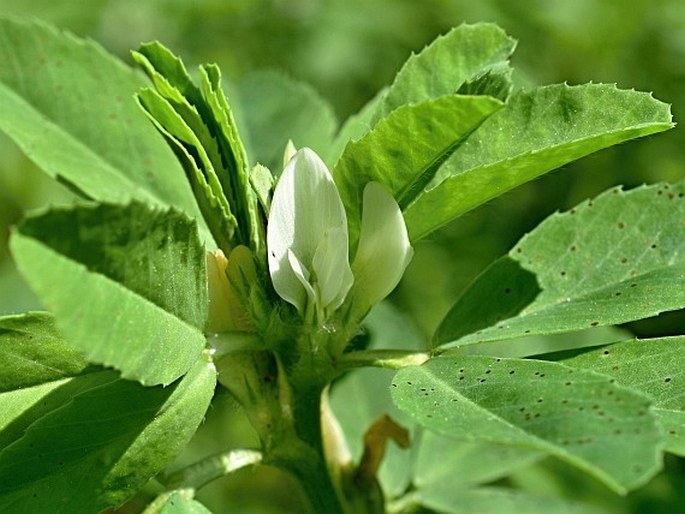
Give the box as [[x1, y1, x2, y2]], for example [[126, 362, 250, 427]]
[[312, 226, 354, 312], [267, 148, 350, 316], [288, 249, 317, 310], [351, 182, 413, 316]]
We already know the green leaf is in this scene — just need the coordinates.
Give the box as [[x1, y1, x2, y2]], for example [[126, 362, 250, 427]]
[[145, 491, 214, 514], [333, 94, 502, 247], [435, 257, 540, 346], [10, 202, 207, 386], [391, 356, 662, 493], [0, 17, 209, 241], [236, 70, 338, 171], [133, 42, 261, 254], [326, 89, 385, 167], [0, 312, 89, 392], [437, 181, 685, 347], [412, 433, 545, 492], [0, 355, 216, 514], [135, 87, 238, 254], [374, 23, 516, 121], [404, 84, 674, 240], [563, 336, 685, 457], [413, 486, 603, 514]]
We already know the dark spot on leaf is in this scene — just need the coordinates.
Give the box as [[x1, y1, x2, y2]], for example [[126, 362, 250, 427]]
[[534, 413, 540, 418], [669, 430, 677, 435], [665, 377, 672, 383], [565, 382, 572, 386], [560, 270, 567, 276], [570, 245, 577, 252], [485, 370, 492, 374], [459, 376, 465, 381], [510, 370, 516, 375], [615, 292, 622, 296], [620, 257, 628, 264], [537, 398, 544, 403], [614, 429, 623, 435], [479, 378, 486, 383], [562, 399, 568, 404], [651, 244, 658, 249], [603, 350, 610, 355], [391, 383, 397, 387], [504, 287, 511, 294], [519, 406, 526, 412], [617, 222, 625, 229], [406, 381, 412, 385], [590, 321, 599, 327], [612, 365, 619, 371], [631, 283, 637, 288]]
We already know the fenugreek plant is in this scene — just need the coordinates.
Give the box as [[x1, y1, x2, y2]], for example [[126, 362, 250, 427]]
[[1, 17, 684, 514]]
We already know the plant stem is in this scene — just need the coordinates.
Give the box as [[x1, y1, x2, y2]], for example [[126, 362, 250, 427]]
[[161, 449, 262, 491], [272, 381, 347, 514], [338, 349, 431, 370]]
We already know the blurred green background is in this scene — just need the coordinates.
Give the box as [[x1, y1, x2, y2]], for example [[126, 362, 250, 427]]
[[1, 1, 684, 512]]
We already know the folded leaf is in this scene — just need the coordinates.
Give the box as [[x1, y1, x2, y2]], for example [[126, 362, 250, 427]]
[[11, 202, 207, 386], [374, 23, 516, 121], [333, 94, 502, 247], [133, 42, 260, 253], [436, 181, 685, 347], [404, 84, 674, 240], [564, 336, 685, 456], [391, 356, 662, 494]]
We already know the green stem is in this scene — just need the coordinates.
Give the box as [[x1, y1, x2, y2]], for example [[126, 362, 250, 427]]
[[161, 449, 262, 491], [273, 382, 347, 514], [338, 349, 431, 370]]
